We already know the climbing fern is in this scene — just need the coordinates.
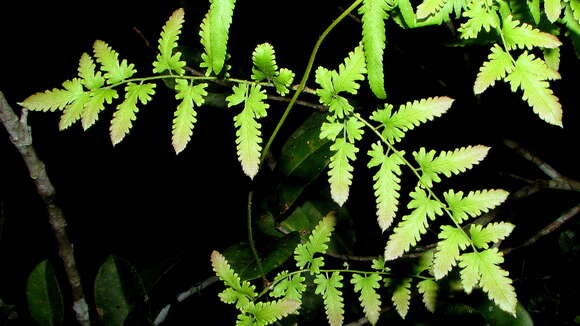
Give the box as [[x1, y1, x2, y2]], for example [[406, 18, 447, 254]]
[[17, 0, 579, 323]]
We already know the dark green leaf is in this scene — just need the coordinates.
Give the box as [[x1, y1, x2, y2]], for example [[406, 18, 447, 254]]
[[26, 260, 64, 326], [94, 256, 146, 326], [477, 299, 533, 326], [222, 232, 301, 280]]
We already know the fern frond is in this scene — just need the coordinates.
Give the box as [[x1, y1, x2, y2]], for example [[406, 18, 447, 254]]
[[417, 0, 448, 19], [211, 251, 257, 310], [474, 45, 514, 94], [384, 188, 444, 260], [251, 43, 278, 81], [59, 93, 91, 130], [417, 279, 438, 313], [21, 79, 84, 112], [458, 1, 500, 39], [227, 84, 269, 179], [413, 146, 490, 188], [78, 53, 105, 90], [370, 97, 454, 143], [545, 0, 562, 22], [505, 51, 562, 126], [328, 138, 358, 206], [110, 83, 156, 145], [294, 214, 336, 273], [469, 222, 515, 249], [93, 40, 136, 84], [571, 0, 580, 22], [320, 120, 344, 141], [443, 189, 509, 223], [153, 8, 186, 75], [502, 15, 562, 50], [433, 225, 471, 279], [392, 278, 412, 318], [238, 299, 300, 326], [273, 68, 295, 96], [314, 272, 344, 326], [360, 0, 388, 99], [81, 88, 118, 130], [315, 46, 366, 104], [172, 80, 208, 154], [543, 47, 560, 71], [200, 0, 236, 75], [270, 271, 306, 302], [368, 142, 404, 231], [459, 249, 517, 315], [351, 273, 382, 325], [334, 45, 367, 94]]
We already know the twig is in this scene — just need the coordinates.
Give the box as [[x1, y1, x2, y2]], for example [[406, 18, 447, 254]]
[[153, 276, 218, 326], [503, 138, 563, 179], [503, 203, 580, 255], [0, 91, 91, 326]]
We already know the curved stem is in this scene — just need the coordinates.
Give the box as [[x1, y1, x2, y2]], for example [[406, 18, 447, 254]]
[[245, 0, 364, 284], [259, 0, 364, 165]]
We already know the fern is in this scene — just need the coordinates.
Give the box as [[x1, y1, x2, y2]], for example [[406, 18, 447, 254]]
[[370, 97, 454, 143], [392, 278, 412, 318], [458, 1, 500, 39], [93, 40, 136, 84], [211, 251, 257, 310], [153, 8, 186, 75], [172, 80, 208, 154], [384, 188, 444, 260], [443, 189, 509, 223], [469, 222, 515, 249], [416, 0, 448, 19], [474, 45, 514, 94], [226, 84, 269, 179], [78, 53, 105, 90], [359, 0, 388, 99], [545, 0, 563, 22], [251, 43, 295, 96], [110, 83, 156, 145], [368, 143, 404, 231], [328, 138, 359, 206], [433, 225, 471, 279], [236, 300, 300, 326], [21, 79, 84, 112], [459, 249, 517, 315], [502, 15, 562, 50], [314, 272, 344, 326], [417, 279, 438, 313], [59, 92, 92, 131], [413, 145, 489, 188], [81, 88, 118, 130], [200, 0, 236, 75], [294, 214, 336, 273], [270, 271, 306, 302], [505, 51, 562, 126], [351, 273, 382, 325]]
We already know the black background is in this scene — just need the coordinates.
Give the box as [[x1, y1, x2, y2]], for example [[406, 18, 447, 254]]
[[1, 1, 579, 325]]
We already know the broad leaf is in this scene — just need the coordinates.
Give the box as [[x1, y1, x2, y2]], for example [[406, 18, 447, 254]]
[[26, 260, 64, 326]]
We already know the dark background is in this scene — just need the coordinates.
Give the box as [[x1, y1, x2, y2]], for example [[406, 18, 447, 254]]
[[1, 0, 579, 325]]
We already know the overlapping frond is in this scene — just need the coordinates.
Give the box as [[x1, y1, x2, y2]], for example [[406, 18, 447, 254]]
[[226, 84, 269, 179], [251, 43, 295, 95], [417, 279, 438, 313], [392, 278, 412, 318], [413, 146, 489, 188], [314, 272, 344, 326], [351, 273, 382, 325], [93, 40, 136, 84], [110, 83, 156, 145], [211, 251, 257, 310], [359, 0, 388, 99], [294, 214, 336, 273], [433, 225, 471, 279], [502, 15, 562, 50], [370, 97, 453, 143], [153, 8, 186, 75], [474, 45, 514, 94], [200, 0, 236, 75], [172, 80, 208, 154]]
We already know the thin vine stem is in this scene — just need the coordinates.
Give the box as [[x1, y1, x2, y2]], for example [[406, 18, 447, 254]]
[[245, 0, 365, 285], [353, 113, 478, 252]]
